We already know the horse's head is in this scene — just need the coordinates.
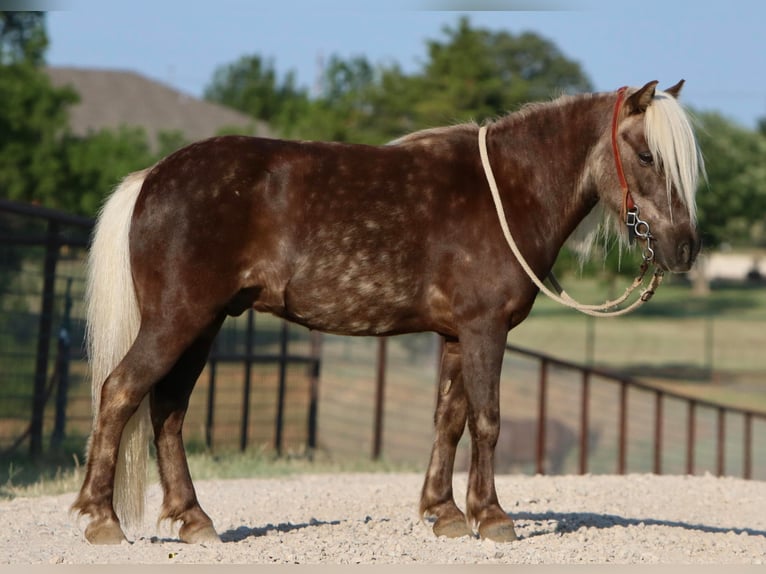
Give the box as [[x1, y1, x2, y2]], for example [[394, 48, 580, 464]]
[[590, 80, 705, 273]]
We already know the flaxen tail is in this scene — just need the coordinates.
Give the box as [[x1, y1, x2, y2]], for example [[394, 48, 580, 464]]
[[85, 168, 151, 530]]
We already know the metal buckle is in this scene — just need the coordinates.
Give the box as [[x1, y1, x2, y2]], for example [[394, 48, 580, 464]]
[[626, 208, 639, 245], [626, 207, 655, 263]]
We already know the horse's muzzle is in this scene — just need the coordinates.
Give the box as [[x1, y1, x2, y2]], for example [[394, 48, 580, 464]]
[[658, 233, 700, 273]]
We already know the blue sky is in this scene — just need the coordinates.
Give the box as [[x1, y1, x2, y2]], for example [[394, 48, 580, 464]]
[[45, 0, 766, 130]]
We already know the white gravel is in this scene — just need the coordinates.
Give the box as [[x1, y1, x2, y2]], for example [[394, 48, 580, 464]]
[[1, 473, 765, 564]]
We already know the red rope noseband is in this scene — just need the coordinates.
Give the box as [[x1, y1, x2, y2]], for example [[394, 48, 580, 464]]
[[611, 86, 635, 221]]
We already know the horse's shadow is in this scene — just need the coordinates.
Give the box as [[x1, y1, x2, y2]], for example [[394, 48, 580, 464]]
[[215, 512, 764, 543], [219, 518, 344, 543], [513, 511, 766, 540]]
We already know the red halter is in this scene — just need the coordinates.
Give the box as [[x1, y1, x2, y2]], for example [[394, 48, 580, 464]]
[[611, 86, 635, 222], [611, 86, 656, 259]]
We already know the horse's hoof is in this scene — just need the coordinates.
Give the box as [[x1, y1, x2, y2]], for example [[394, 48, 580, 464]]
[[478, 518, 518, 542], [84, 519, 128, 545], [180, 523, 221, 544], [433, 516, 473, 539]]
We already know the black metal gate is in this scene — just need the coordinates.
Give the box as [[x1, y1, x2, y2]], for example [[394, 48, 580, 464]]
[[0, 199, 320, 459]]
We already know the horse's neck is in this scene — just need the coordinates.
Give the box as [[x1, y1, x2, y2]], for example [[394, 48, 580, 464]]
[[488, 96, 606, 262]]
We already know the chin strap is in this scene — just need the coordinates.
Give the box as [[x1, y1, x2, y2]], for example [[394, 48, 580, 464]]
[[613, 86, 634, 222]]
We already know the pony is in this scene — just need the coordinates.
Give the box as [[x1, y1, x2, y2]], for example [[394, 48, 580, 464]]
[[71, 80, 704, 544]]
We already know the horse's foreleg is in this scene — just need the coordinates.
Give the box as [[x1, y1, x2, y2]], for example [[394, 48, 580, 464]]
[[151, 318, 224, 544], [461, 321, 517, 542], [420, 338, 472, 538]]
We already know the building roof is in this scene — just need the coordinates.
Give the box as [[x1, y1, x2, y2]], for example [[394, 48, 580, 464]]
[[46, 66, 273, 148]]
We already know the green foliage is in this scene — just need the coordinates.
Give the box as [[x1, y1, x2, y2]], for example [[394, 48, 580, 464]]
[[57, 128, 190, 216], [292, 55, 397, 143], [0, 17, 78, 205], [155, 129, 189, 159], [414, 17, 591, 126], [694, 111, 766, 248], [204, 54, 310, 138], [0, 12, 189, 216], [0, 12, 47, 65], [205, 17, 593, 145], [57, 127, 155, 214]]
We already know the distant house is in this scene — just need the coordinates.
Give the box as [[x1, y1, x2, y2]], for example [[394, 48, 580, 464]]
[[701, 252, 766, 283], [46, 66, 273, 149]]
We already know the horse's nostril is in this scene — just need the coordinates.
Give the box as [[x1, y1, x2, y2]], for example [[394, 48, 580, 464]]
[[678, 241, 694, 266], [678, 240, 700, 265]]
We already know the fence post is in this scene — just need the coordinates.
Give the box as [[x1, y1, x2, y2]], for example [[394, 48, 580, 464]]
[[306, 331, 322, 460], [30, 220, 60, 458], [716, 407, 725, 477], [579, 370, 590, 474], [50, 278, 73, 450], [686, 400, 696, 475], [205, 338, 218, 451], [704, 316, 714, 380], [274, 321, 289, 456], [536, 359, 548, 475], [617, 381, 628, 475], [653, 390, 663, 474], [743, 413, 752, 480], [372, 337, 387, 460], [240, 310, 254, 452]]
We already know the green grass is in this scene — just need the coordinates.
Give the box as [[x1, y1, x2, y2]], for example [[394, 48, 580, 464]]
[[1, 439, 86, 500], [184, 446, 420, 481], [0, 444, 420, 501], [511, 278, 766, 375]]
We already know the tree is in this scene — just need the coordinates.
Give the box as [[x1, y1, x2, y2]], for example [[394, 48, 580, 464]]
[[0, 12, 78, 206], [413, 17, 591, 126], [57, 127, 155, 214], [694, 112, 766, 248], [0, 12, 46, 65], [203, 17, 593, 146], [204, 54, 309, 137], [290, 55, 391, 143], [56, 127, 190, 216], [0, 12, 184, 216]]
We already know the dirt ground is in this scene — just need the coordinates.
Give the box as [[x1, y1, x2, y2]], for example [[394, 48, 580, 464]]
[[1, 472, 764, 564]]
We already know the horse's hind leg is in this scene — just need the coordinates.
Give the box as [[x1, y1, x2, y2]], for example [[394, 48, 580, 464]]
[[420, 338, 473, 538], [73, 325, 205, 544], [150, 316, 224, 543]]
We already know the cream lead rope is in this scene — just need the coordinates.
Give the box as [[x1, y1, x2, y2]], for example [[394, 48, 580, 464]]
[[478, 125, 663, 318]]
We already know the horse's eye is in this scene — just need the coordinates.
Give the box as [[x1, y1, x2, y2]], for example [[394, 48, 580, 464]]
[[638, 151, 654, 166]]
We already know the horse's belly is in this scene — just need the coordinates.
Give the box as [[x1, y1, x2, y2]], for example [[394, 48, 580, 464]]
[[281, 263, 423, 336]]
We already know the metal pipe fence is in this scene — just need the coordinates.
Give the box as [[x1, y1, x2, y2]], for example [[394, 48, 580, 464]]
[[0, 200, 319, 459]]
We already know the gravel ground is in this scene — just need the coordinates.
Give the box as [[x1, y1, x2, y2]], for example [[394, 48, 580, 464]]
[[1, 472, 765, 564]]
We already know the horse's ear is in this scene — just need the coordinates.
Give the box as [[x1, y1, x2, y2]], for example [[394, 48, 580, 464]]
[[664, 79, 685, 99], [625, 80, 659, 114]]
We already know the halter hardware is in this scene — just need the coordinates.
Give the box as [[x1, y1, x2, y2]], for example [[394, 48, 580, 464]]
[[626, 207, 657, 263]]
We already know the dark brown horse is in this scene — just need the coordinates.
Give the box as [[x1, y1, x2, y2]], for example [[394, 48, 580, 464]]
[[72, 81, 704, 544]]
